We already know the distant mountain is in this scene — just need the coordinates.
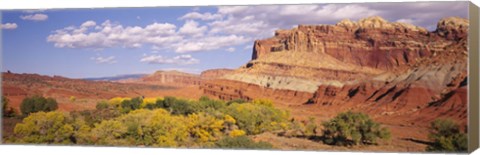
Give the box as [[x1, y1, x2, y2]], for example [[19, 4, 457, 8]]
[[83, 74, 148, 81]]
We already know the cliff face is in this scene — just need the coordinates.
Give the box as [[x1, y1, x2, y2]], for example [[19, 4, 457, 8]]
[[202, 16, 468, 127], [200, 69, 235, 80], [130, 70, 202, 86]]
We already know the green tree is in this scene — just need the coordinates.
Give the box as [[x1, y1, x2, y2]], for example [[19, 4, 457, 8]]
[[2, 96, 17, 117], [426, 119, 467, 152], [20, 95, 58, 116], [321, 111, 390, 146], [170, 99, 196, 115]]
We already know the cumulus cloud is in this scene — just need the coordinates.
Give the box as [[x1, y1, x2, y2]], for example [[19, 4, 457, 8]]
[[140, 54, 199, 65], [81, 20, 96, 27], [203, 2, 467, 38], [178, 20, 207, 37], [20, 13, 48, 21], [173, 35, 249, 53], [178, 12, 223, 21], [48, 20, 250, 53], [47, 20, 182, 49], [1, 23, 18, 30], [91, 56, 117, 64]]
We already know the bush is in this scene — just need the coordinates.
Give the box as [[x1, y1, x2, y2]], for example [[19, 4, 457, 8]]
[[304, 117, 318, 137], [69, 96, 76, 102], [322, 111, 390, 146], [120, 97, 142, 113], [222, 101, 291, 135], [2, 96, 17, 117], [170, 99, 196, 115], [13, 111, 76, 144], [20, 96, 58, 116], [215, 136, 273, 149], [96, 101, 109, 110], [11, 96, 294, 148], [426, 119, 467, 152], [226, 98, 248, 105]]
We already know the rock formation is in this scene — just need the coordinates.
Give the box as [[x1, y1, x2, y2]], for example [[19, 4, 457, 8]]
[[200, 69, 235, 80], [130, 70, 202, 86], [201, 16, 469, 127]]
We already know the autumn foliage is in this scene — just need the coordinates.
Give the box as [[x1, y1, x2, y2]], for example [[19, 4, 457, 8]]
[[8, 96, 287, 148]]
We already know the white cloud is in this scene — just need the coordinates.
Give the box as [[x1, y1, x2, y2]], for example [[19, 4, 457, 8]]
[[20, 13, 48, 21], [178, 20, 207, 37], [195, 2, 467, 40], [47, 20, 182, 49], [0, 23, 18, 30], [81, 20, 96, 28], [173, 35, 249, 53], [140, 54, 199, 65], [226, 47, 235, 52], [91, 56, 117, 64], [179, 12, 223, 21]]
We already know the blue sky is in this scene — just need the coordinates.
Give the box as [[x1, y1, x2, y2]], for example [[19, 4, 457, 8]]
[[1, 2, 468, 78]]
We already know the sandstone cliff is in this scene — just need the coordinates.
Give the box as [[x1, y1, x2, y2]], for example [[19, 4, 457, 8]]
[[128, 70, 202, 86], [201, 16, 468, 127]]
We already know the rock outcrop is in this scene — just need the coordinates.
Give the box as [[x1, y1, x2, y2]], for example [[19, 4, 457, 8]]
[[131, 70, 202, 86], [200, 69, 235, 80], [201, 16, 468, 127]]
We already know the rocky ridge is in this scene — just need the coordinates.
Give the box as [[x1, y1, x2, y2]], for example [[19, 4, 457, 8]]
[[201, 16, 468, 127]]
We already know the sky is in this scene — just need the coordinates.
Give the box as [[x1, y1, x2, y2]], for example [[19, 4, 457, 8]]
[[0, 1, 469, 78]]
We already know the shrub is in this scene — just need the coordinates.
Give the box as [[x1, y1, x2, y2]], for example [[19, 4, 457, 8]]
[[76, 106, 121, 127], [13, 111, 76, 144], [229, 129, 246, 137], [426, 119, 467, 152], [140, 97, 159, 109], [198, 97, 226, 111], [304, 117, 318, 137], [91, 119, 129, 146], [20, 96, 58, 116], [120, 97, 142, 113], [96, 101, 110, 110], [2, 96, 17, 117], [69, 96, 76, 102], [170, 99, 196, 115], [223, 101, 291, 135], [158, 96, 176, 109], [226, 98, 247, 105], [186, 113, 225, 145], [215, 136, 273, 149], [321, 111, 390, 146]]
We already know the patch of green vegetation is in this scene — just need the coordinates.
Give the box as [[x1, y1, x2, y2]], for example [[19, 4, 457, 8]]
[[9, 96, 289, 149], [215, 136, 273, 149], [321, 111, 390, 146], [20, 95, 58, 116], [426, 119, 467, 152]]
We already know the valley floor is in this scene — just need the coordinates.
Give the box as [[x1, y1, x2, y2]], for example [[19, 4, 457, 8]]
[[2, 83, 432, 152]]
